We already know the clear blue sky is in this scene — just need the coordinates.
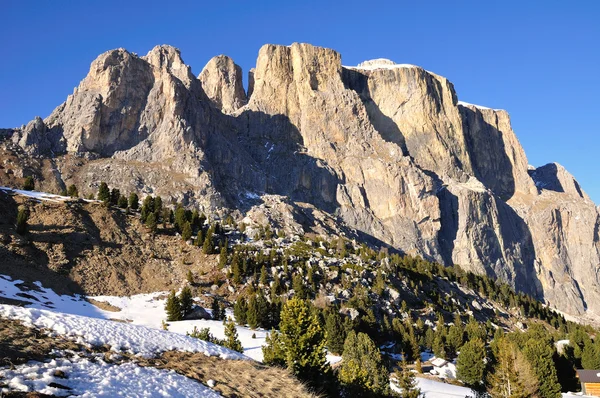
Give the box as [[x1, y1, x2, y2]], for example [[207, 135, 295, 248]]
[[2, 1, 599, 202]]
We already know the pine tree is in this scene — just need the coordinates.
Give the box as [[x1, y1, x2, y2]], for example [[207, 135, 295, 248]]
[[117, 194, 128, 208], [211, 298, 224, 320], [231, 253, 242, 284], [247, 294, 259, 329], [97, 182, 110, 203], [447, 322, 465, 356], [233, 297, 248, 325], [223, 318, 243, 353], [338, 331, 390, 397], [174, 206, 186, 232], [165, 290, 182, 321], [67, 184, 78, 198], [128, 193, 139, 210], [262, 298, 331, 390], [109, 188, 120, 206], [182, 221, 192, 241], [465, 316, 486, 342], [202, 226, 214, 254], [23, 176, 35, 191], [325, 309, 347, 355], [293, 273, 307, 299], [263, 329, 286, 367], [396, 356, 421, 398], [581, 339, 600, 370], [219, 245, 228, 268], [194, 229, 205, 247], [145, 212, 157, 234], [184, 271, 193, 285], [523, 338, 562, 398], [16, 205, 29, 234], [456, 337, 486, 387], [179, 286, 194, 318], [488, 338, 538, 398], [260, 265, 268, 285]]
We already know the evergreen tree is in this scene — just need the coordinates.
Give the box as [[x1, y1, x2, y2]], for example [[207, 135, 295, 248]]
[[260, 265, 268, 285], [145, 212, 157, 234], [488, 339, 538, 398], [202, 226, 214, 254], [165, 290, 182, 321], [223, 318, 243, 353], [128, 193, 139, 210], [153, 196, 162, 218], [293, 273, 307, 299], [181, 221, 192, 241], [219, 245, 228, 268], [67, 184, 78, 198], [447, 322, 465, 356], [117, 194, 128, 208], [262, 329, 286, 367], [232, 252, 242, 284], [211, 298, 224, 320], [523, 338, 562, 398], [16, 205, 29, 234], [179, 286, 194, 318], [110, 188, 120, 206], [97, 182, 110, 203], [247, 294, 259, 329], [581, 339, 600, 369], [233, 297, 248, 325], [396, 356, 421, 398], [23, 176, 35, 191], [456, 338, 486, 387], [338, 331, 390, 397], [262, 298, 331, 390], [186, 270, 194, 285], [325, 309, 347, 355], [174, 206, 186, 232], [465, 316, 486, 342], [194, 229, 205, 247]]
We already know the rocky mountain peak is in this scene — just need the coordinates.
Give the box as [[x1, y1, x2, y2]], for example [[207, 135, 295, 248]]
[[4, 42, 600, 319], [199, 55, 247, 114]]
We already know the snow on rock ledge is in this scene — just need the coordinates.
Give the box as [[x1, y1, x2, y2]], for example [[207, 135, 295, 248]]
[[0, 304, 248, 360], [347, 58, 420, 70]]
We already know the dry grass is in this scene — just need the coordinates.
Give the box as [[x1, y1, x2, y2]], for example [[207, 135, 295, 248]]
[[134, 351, 319, 398]]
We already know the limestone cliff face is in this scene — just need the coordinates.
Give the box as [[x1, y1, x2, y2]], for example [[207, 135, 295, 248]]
[[7, 42, 600, 319], [199, 55, 247, 114]]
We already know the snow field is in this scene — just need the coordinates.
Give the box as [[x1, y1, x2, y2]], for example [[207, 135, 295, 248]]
[[0, 354, 222, 397]]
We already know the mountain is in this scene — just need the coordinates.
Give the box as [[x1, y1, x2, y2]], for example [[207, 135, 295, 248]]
[[3, 42, 599, 320]]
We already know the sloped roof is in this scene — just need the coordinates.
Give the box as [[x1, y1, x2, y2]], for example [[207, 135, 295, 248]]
[[577, 369, 600, 383]]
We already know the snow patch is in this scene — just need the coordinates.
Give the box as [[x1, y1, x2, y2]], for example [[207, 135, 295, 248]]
[[0, 304, 248, 360], [0, 354, 222, 397]]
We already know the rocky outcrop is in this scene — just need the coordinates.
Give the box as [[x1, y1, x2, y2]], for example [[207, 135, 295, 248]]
[[6, 42, 600, 320], [199, 55, 247, 114]]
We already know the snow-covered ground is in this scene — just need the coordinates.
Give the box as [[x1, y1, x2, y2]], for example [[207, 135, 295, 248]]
[[391, 376, 473, 397], [0, 304, 246, 360], [0, 186, 99, 203], [0, 354, 222, 397], [0, 274, 341, 363]]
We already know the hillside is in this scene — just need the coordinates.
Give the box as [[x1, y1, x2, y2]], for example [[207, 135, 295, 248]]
[[0, 187, 598, 397]]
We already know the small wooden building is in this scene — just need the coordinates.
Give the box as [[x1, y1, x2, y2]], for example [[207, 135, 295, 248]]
[[576, 370, 600, 396]]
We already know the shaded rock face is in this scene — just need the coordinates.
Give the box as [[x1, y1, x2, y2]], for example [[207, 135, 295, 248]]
[[8, 42, 600, 319]]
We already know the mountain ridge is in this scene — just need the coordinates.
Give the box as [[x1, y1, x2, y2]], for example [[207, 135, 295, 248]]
[[3, 42, 599, 319]]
